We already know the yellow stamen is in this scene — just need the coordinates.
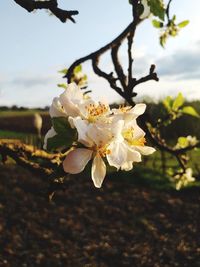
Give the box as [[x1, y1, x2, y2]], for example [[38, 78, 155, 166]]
[[93, 141, 111, 157], [119, 105, 132, 113], [122, 127, 146, 146], [85, 102, 109, 122]]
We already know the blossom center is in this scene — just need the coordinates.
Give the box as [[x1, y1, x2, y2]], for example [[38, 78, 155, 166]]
[[85, 102, 109, 122], [93, 141, 111, 157], [119, 105, 132, 113], [122, 127, 146, 146]]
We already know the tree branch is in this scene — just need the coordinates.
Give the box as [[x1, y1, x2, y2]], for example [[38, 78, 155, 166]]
[[0, 141, 52, 177], [111, 44, 127, 90], [166, 0, 173, 21], [14, 0, 79, 23], [65, 22, 134, 81], [130, 64, 159, 96], [92, 56, 125, 99]]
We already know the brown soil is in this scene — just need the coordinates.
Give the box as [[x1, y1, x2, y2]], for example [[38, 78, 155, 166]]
[[0, 164, 200, 267]]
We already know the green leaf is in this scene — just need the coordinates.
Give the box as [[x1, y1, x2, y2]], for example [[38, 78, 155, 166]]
[[160, 32, 168, 47], [58, 68, 68, 75], [51, 117, 73, 135], [47, 134, 70, 151], [47, 117, 77, 151], [182, 106, 200, 118], [152, 19, 163, 28], [172, 93, 184, 110], [57, 83, 67, 89], [178, 20, 189, 28], [148, 0, 165, 21], [163, 96, 173, 111], [172, 15, 176, 22], [74, 65, 82, 74]]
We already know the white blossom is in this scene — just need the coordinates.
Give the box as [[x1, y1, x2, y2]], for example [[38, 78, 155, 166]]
[[45, 83, 156, 188], [173, 168, 195, 190]]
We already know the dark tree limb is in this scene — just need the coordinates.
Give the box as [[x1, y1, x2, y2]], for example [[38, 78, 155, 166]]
[[127, 31, 134, 87], [65, 22, 134, 81], [111, 44, 127, 90], [0, 141, 52, 177], [92, 56, 125, 99], [130, 64, 159, 96], [14, 0, 79, 23], [166, 0, 173, 21]]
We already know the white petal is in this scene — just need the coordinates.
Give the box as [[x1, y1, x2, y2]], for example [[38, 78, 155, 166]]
[[107, 141, 127, 169], [72, 117, 93, 147], [87, 123, 112, 146], [121, 161, 133, 171], [43, 127, 57, 150], [91, 154, 106, 188], [131, 103, 146, 117], [50, 97, 66, 118], [68, 116, 75, 129], [63, 148, 92, 174], [134, 145, 156, 155], [133, 125, 145, 140], [67, 82, 83, 101], [59, 92, 80, 117], [110, 119, 124, 141], [126, 146, 142, 162], [59, 83, 83, 118], [126, 120, 145, 139]]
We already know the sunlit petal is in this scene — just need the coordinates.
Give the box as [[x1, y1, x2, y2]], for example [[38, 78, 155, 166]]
[[59, 92, 80, 117], [121, 161, 133, 171], [49, 97, 66, 118], [131, 103, 146, 116], [126, 146, 142, 162], [91, 154, 106, 188], [43, 127, 57, 150], [72, 117, 93, 147], [107, 141, 127, 169], [134, 145, 156, 155], [87, 123, 112, 146], [63, 148, 92, 174]]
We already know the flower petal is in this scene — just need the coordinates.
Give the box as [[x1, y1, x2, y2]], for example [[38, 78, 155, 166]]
[[134, 145, 156, 155], [72, 117, 93, 147], [126, 146, 142, 162], [59, 83, 84, 118], [87, 123, 112, 146], [131, 103, 146, 117], [59, 93, 80, 117], [63, 148, 92, 174], [43, 127, 57, 150], [107, 141, 127, 169], [50, 97, 66, 118], [121, 161, 133, 171], [91, 154, 106, 188]]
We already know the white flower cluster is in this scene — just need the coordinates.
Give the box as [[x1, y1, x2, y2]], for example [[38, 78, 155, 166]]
[[172, 168, 195, 190], [175, 135, 198, 149], [44, 83, 155, 188]]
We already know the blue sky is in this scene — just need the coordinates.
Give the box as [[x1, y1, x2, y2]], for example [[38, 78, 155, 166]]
[[0, 0, 200, 107]]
